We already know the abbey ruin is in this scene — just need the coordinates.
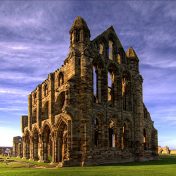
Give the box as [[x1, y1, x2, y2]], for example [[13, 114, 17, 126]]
[[17, 16, 158, 166]]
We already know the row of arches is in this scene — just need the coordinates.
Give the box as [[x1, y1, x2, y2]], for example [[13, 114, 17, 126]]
[[23, 116, 70, 163], [93, 64, 132, 110]]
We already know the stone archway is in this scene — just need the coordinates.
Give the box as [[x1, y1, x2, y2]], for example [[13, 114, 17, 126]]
[[33, 128, 39, 160], [56, 121, 68, 162], [55, 113, 72, 163], [42, 124, 52, 162]]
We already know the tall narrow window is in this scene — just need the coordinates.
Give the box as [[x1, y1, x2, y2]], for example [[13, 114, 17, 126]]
[[42, 102, 49, 120], [99, 43, 103, 55], [108, 71, 114, 106], [32, 109, 37, 124], [122, 123, 126, 149], [93, 66, 97, 102], [93, 66, 100, 103], [109, 120, 115, 147], [44, 84, 48, 96], [122, 73, 131, 111], [76, 30, 80, 42], [55, 92, 65, 115], [117, 54, 121, 64], [58, 72, 64, 86], [108, 40, 113, 60], [143, 129, 147, 150]]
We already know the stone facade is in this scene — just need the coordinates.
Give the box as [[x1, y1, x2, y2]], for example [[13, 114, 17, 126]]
[[13, 136, 22, 157], [20, 16, 158, 166]]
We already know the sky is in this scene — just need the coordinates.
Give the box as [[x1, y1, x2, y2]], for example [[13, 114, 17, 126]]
[[0, 0, 175, 148]]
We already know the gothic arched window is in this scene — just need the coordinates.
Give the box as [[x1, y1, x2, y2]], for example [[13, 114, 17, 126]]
[[93, 66, 98, 103], [143, 129, 147, 150], [43, 84, 48, 97], [58, 72, 64, 87], [108, 71, 114, 106], [93, 64, 102, 103], [109, 120, 115, 147], [108, 40, 113, 60], [122, 72, 132, 111], [99, 43, 104, 55], [76, 30, 80, 42]]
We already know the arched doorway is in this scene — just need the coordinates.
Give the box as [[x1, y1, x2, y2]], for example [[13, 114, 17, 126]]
[[42, 125, 52, 162], [55, 92, 65, 115], [109, 120, 115, 148], [33, 129, 39, 160], [56, 121, 68, 163]]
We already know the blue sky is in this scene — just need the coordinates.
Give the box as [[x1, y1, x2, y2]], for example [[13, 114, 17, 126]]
[[0, 0, 176, 148]]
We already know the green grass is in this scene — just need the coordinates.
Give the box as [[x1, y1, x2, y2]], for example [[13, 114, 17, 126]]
[[0, 155, 176, 176]]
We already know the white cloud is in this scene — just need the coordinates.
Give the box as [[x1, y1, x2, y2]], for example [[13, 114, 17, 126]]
[[0, 87, 29, 96]]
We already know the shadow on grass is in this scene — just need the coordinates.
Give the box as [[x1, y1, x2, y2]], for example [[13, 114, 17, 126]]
[[98, 155, 176, 167]]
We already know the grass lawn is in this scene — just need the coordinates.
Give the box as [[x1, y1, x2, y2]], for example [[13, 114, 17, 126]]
[[0, 155, 176, 176]]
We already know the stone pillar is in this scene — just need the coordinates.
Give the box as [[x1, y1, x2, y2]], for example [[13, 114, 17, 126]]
[[48, 73, 55, 125], [116, 76, 122, 110], [133, 74, 144, 158], [17, 143, 22, 157], [22, 136, 26, 159], [51, 132, 56, 163], [30, 136, 34, 160], [38, 134, 44, 162], [37, 85, 42, 128], [28, 94, 32, 130], [97, 69, 102, 103]]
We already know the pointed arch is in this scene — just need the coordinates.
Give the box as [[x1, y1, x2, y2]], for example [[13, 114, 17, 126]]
[[107, 63, 119, 106], [32, 127, 39, 160], [92, 58, 104, 103], [58, 72, 64, 87], [109, 119, 115, 147], [55, 91, 65, 115], [122, 71, 132, 111], [42, 123, 52, 162], [42, 101, 49, 120], [55, 113, 72, 163], [122, 119, 132, 149]]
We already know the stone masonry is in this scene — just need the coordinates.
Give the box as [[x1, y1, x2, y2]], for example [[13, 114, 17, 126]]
[[13, 136, 22, 157], [20, 16, 158, 166]]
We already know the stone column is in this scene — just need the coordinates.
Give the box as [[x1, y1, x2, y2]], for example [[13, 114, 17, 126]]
[[133, 74, 144, 158], [30, 136, 34, 160], [48, 73, 55, 125], [28, 94, 32, 130], [97, 69, 102, 103], [22, 136, 26, 159], [37, 85, 42, 128], [52, 131, 58, 163], [116, 75, 122, 110], [51, 131, 56, 163], [38, 134, 44, 162]]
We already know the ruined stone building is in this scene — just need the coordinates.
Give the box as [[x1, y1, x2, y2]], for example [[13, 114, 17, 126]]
[[13, 136, 22, 157], [20, 16, 158, 166]]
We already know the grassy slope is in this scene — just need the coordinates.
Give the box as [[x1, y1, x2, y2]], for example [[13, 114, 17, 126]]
[[0, 155, 176, 176]]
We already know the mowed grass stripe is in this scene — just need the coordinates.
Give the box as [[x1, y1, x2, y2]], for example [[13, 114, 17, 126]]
[[0, 155, 175, 176]]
